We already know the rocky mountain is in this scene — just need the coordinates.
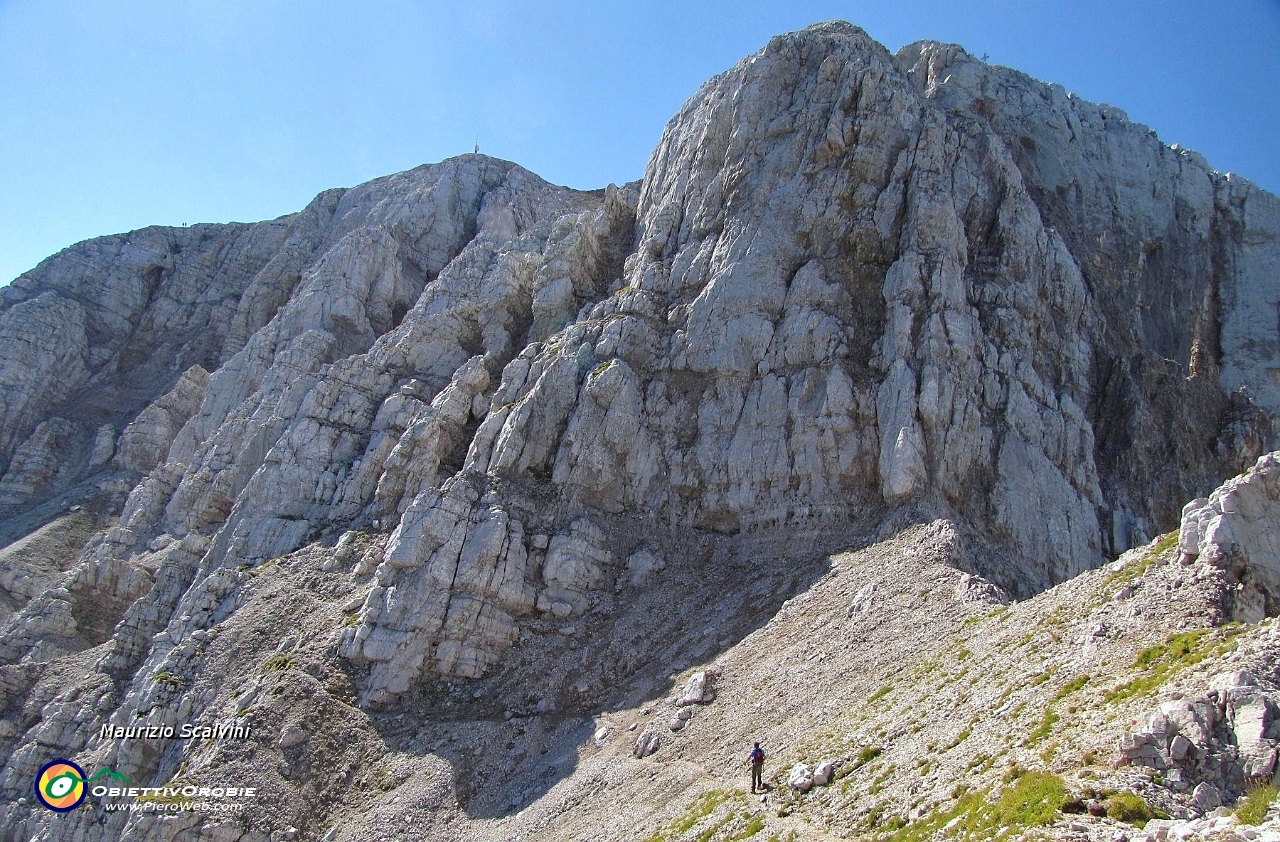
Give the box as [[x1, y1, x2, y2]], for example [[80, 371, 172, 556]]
[[0, 20, 1278, 842]]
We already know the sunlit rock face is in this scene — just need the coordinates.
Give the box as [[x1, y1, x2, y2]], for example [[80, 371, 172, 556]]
[[0, 26, 1278, 838]]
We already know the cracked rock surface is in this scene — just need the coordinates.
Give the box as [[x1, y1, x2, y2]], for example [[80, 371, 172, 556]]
[[0, 21, 1278, 842]]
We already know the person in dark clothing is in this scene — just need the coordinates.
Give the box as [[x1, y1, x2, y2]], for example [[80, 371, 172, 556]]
[[748, 742, 765, 793]]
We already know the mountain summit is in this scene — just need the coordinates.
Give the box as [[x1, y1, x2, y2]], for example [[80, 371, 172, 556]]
[[1, 22, 1278, 842]]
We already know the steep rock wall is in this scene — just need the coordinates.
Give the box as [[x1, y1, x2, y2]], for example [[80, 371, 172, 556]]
[[0, 27, 1276, 836]]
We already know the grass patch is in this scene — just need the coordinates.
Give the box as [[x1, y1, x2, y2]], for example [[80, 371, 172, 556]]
[[1106, 792, 1158, 826], [1018, 706, 1059, 742], [1236, 783, 1279, 825], [966, 753, 993, 773], [994, 771, 1069, 827], [943, 728, 972, 752], [262, 654, 294, 674], [728, 813, 765, 840], [868, 684, 893, 704], [643, 790, 733, 842], [154, 670, 186, 688], [1051, 675, 1089, 703], [853, 745, 883, 769], [1029, 668, 1056, 687], [1104, 531, 1179, 588], [880, 772, 1068, 842], [1105, 628, 1241, 704], [694, 814, 731, 842], [1151, 532, 1179, 555]]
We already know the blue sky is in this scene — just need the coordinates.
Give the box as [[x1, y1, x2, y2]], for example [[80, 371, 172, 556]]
[[1, 0, 1277, 285]]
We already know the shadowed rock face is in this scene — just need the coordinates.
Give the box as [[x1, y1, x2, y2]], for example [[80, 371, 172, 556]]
[[0, 21, 1278, 841]]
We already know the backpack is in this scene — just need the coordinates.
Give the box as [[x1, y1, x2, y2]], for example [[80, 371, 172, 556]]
[[750, 747, 764, 764]]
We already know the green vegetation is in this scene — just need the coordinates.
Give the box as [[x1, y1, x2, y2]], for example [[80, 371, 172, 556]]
[[866, 764, 896, 796], [1236, 783, 1279, 825], [965, 753, 993, 773], [1105, 628, 1241, 703], [942, 728, 972, 752], [154, 670, 186, 688], [694, 814, 731, 842], [728, 814, 765, 840], [262, 654, 294, 674], [993, 771, 1069, 828], [642, 791, 732, 842], [878, 771, 1069, 842], [1051, 675, 1089, 703], [853, 745, 884, 768], [1027, 708, 1059, 745], [868, 684, 894, 704], [1135, 631, 1209, 669], [1029, 668, 1056, 687], [1105, 792, 1158, 826], [1104, 530, 1179, 589], [1151, 531, 1180, 555]]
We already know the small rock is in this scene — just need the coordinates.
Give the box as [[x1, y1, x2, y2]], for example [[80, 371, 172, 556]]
[[235, 685, 258, 713], [679, 671, 715, 705], [278, 725, 307, 749], [813, 760, 836, 786], [788, 763, 813, 792], [848, 582, 878, 615], [634, 729, 661, 758], [1191, 782, 1222, 812]]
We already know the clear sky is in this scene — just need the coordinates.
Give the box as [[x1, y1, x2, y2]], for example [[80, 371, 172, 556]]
[[1, 0, 1277, 285]]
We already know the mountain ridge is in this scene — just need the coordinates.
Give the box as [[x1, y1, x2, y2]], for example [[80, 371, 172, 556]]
[[0, 20, 1277, 841]]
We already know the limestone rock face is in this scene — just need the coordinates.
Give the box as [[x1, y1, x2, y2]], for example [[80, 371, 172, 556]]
[[1180, 453, 1280, 620], [113, 365, 210, 473], [0, 22, 1279, 840]]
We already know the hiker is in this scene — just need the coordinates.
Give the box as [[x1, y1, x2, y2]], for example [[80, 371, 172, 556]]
[[748, 742, 765, 793]]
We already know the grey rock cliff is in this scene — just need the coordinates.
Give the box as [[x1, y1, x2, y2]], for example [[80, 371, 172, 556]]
[[0, 21, 1277, 842]]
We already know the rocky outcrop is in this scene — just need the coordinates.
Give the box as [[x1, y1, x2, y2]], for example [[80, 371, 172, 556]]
[[0, 23, 1274, 693], [0, 21, 1278, 841], [1180, 453, 1280, 621]]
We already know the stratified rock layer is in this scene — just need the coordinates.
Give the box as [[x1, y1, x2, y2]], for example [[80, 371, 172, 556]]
[[0, 21, 1278, 842]]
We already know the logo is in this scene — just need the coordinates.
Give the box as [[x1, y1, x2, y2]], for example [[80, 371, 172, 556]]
[[34, 760, 130, 812]]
